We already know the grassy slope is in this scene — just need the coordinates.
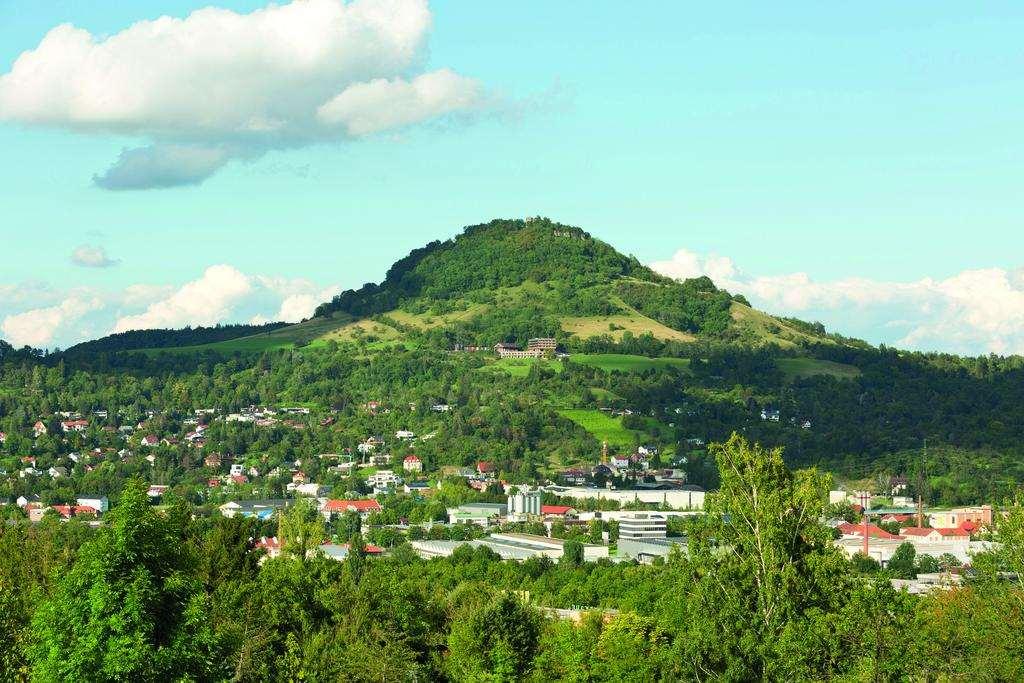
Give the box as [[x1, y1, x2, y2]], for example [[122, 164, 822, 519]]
[[729, 302, 833, 348], [557, 409, 638, 448]]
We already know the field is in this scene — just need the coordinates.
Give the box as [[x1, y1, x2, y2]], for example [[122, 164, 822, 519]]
[[571, 353, 691, 373], [558, 408, 638, 447], [482, 357, 564, 377], [777, 357, 861, 381]]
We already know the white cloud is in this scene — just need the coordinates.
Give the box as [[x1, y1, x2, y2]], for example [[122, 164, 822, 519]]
[[0, 266, 340, 349], [113, 265, 254, 332], [70, 244, 120, 268], [0, 0, 486, 189], [651, 249, 1024, 356], [1, 295, 103, 348], [317, 69, 483, 136]]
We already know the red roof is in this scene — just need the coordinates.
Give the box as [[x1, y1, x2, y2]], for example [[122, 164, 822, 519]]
[[323, 499, 382, 513], [404, 455, 421, 462], [333, 542, 385, 554], [541, 505, 574, 516], [476, 460, 496, 473], [51, 505, 97, 519], [838, 522, 899, 540], [959, 520, 978, 533]]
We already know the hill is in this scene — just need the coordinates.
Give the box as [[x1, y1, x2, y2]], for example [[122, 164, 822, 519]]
[[111, 217, 838, 356]]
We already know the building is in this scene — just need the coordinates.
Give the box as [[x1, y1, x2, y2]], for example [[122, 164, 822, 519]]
[[76, 495, 109, 514], [403, 455, 423, 473], [412, 533, 608, 562], [527, 337, 557, 355], [219, 500, 291, 520], [367, 470, 402, 490], [448, 502, 507, 526], [618, 513, 668, 540], [899, 527, 970, 545], [929, 506, 994, 530], [547, 485, 705, 510], [618, 537, 687, 563], [321, 499, 382, 521], [507, 487, 542, 519]]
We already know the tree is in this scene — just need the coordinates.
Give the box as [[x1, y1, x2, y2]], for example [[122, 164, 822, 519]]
[[561, 538, 584, 567], [588, 518, 603, 544], [447, 591, 542, 680], [675, 434, 852, 680], [887, 542, 917, 580], [278, 498, 325, 562], [28, 479, 225, 681]]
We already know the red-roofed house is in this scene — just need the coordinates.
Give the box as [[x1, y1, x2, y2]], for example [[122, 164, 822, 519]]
[[51, 505, 98, 519], [60, 419, 89, 433], [541, 505, 578, 518], [880, 513, 913, 524], [33, 421, 47, 437], [256, 536, 282, 559], [321, 499, 382, 521], [403, 455, 423, 473], [476, 460, 496, 475], [141, 435, 159, 447], [837, 522, 899, 540]]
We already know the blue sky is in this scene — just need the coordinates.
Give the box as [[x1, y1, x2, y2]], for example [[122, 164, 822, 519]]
[[2, 1, 1024, 352]]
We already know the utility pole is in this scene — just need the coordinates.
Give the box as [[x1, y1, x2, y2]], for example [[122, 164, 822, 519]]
[[916, 438, 928, 528]]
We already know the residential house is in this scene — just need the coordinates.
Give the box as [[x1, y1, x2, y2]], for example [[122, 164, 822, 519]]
[[52, 504, 98, 520], [147, 485, 169, 499], [899, 527, 971, 545], [60, 419, 89, 433], [205, 452, 224, 469], [229, 463, 245, 477], [541, 505, 578, 519], [33, 421, 47, 437], [321, 499, 382, 521], [367, 470, 402, 491], [929, 506, 994, 530], [404, 481, 431, 495], [141, 435, 159, 447], [219, 500, 290, 520], [837, 522, 900, 540], [395, 430, 416, 440], [403, 455, 423, 473], [476, 461, 497, 476]]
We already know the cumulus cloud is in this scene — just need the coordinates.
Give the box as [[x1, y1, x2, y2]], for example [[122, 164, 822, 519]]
[[651, 249, 1024, 356], [1, 295, 103, 348], [0, 0, 487, 189], [70, 244, 120, 268], [0, 267, 339, 349]]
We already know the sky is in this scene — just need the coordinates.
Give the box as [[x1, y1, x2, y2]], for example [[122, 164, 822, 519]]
[[2, 1, 1024, 353]]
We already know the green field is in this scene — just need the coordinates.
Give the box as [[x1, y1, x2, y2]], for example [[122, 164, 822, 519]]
[[777, 358, 861, 381], [558, 408, 638, 447], [135, 315, 353, 355], [482, 357, 564, 377], [571, 353, 691, 373]]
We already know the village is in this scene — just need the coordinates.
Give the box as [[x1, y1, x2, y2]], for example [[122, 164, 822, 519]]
[[0, 394, 1006, 594]]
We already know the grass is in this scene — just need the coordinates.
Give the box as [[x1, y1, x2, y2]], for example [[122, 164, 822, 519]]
[[136, 314, 354, 355], [777, 358, 861, 381], [482, 357, 564, 377], [558, 408, 638, 448], [560, 296, 696, 343], [571, 354, 691, 374]]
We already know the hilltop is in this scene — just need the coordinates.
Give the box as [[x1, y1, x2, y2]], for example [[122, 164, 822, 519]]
[[89, 217, 848, 356]]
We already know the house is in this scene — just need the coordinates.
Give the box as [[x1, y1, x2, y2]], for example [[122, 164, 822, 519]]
[[220, 500, 291, 520], [141, 435, 159, 447], [367, 470, 402, 491], [60, 419, 89, 433], [48, 466, 68, 479], [476, 461, 496, 476], [880, 513, 913, 525], [291, 471, 308, 485], [255, 536, 282, 559], [404, 481, 431, 495], [899, 527, 970, 544], [33, 421, 47, 437], [431, 403, 452, 412], [229, 463, 245, 476], [147, 485, 169, 499], [320, 499, 382, 521], [760, 409, 781, 422], [403, 455, 423, 473], [205, 453, 223, 469], [560, 469, 588, 485], [230, 474, 249, 486], [837, 522, 900, 540], [369, 453, 392, 467], [76, 495, 109, 513], [541, 505, 578, 518], [395, 430, 416, 440], [290, 482, 325, 497], [358, 436, 384, 454], [609, 455, 630, 470], [51, 505, 98, 520]]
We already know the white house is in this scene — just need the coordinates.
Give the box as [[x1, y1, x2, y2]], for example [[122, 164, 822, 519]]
[[403, 455, 423, 473], [77, 495, 109, 513]]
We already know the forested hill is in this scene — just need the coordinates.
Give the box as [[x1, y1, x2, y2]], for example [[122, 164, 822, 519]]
[[310, 217, 837, 348], [62, 322, 289, 355]]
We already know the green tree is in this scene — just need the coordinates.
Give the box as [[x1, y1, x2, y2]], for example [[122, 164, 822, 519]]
[[887, 542, 917, 580], [675, 434, 852, 680], [28, 479, 225, 681], [278, 498, 325, 562]]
